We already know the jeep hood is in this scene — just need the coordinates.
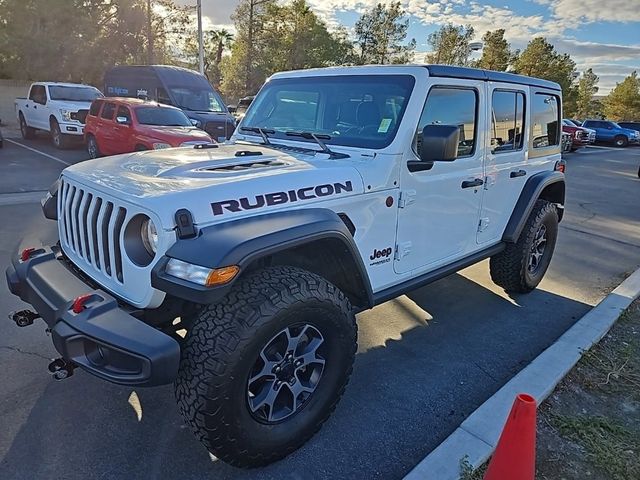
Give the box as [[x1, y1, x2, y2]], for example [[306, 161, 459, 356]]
[[62, 143, 364, 228]]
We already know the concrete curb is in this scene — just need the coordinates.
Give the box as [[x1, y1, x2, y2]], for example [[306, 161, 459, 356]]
[[404, 267, 640, 480]]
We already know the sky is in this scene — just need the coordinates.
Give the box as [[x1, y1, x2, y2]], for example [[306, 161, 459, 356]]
[[182, 0, 640, 94]]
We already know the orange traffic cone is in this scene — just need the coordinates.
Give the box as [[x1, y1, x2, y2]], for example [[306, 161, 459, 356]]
[[483, 393, 537, 480]]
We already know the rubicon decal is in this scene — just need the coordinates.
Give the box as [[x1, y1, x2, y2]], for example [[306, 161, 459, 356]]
[[211, 181, 353, 215]]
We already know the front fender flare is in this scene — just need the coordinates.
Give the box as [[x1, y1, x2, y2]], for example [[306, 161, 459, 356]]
[[152, 208, 373, 306]]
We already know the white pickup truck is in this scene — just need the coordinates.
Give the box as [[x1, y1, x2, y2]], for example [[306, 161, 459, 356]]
[[15, 82, 103, 149]]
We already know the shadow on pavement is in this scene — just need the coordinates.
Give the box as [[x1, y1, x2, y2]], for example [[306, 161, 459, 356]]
[[0, 273, 591, 480]]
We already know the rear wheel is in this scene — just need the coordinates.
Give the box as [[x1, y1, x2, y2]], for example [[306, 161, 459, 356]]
[[19, 113, 35, 140], [86, 135, 100, 159], [175, 266, 357, 468], [50, 119, 68, 149], [614, 135, 628, 148], [490, 200, 559, 293]]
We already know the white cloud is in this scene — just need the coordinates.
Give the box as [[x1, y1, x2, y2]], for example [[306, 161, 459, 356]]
[[549, 0, 640, 24]]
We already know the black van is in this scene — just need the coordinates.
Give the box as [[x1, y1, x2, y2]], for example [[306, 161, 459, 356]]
[[104, 65, 235, 142]]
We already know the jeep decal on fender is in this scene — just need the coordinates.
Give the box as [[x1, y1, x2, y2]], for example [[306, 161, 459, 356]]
[[211, 181, 354, 215]]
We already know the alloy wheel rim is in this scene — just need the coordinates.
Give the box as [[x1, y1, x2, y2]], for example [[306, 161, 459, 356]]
[[528, 224, 547, 273], [88, 139, 96, 158], [53, 127, 60, 146], [247, 324, 325, 424]]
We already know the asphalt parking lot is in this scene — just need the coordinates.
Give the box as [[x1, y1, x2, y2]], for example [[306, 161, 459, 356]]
[[0, 135, 639, 479]]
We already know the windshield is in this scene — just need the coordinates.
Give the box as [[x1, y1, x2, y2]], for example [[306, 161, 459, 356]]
[[49, 86, 103, 102], [135, 107, 192, 126], [563, 119, 576, 127], [241, 75, 416, 149], [168, 86, 225, 112]]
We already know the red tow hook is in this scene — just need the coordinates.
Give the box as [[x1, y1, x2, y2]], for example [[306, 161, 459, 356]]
[[71, 294, 93, 314], [20, 247, 36, 262]]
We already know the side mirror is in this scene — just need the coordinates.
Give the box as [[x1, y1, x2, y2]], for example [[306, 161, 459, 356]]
[[409, 124, 459, 172], [116, 116, 130, 125], [227, 105, 237, 114], [190, 118, 201, 127]]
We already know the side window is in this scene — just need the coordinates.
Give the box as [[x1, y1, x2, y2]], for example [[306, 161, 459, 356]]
[[491, 90, 525, 153], [414, 87, 477, 158], [116, 106, 131, 123], [531, 93, 560, 148], [101, 102, 116, 120], [157, 87, 172, 105], [29, 85, 46, 104], [89, 100, 103, 116]]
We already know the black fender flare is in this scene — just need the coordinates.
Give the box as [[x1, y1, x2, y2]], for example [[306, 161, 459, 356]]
[[152, 208, 373, 307], [502, 171, 565, 243]]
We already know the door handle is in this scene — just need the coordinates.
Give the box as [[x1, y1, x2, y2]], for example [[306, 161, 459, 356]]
[[510, 169, 527, 178], [461, 178, 484, 189]]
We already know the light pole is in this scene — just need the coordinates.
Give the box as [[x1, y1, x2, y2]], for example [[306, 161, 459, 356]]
[[197, 0, 204, 75]]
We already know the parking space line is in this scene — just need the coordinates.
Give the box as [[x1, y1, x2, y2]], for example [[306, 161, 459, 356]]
[[6, 139, 70, 166], [0, 191, 48, 206]]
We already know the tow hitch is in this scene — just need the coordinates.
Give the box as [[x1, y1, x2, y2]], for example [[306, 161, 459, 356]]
[[9, 310, 40, 327], [48, 358, 77, 380]]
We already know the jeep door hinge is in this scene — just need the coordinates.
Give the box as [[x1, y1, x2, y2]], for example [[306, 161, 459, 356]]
[[398, 190, 416, 208], [478, 217, 490, 233], [395, 241, 412, 260]]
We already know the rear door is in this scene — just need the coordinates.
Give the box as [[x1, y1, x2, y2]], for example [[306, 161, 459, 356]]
[[477, 85, 528, 244], [97, 102, 117, 155], [27, 84, 48, 129]]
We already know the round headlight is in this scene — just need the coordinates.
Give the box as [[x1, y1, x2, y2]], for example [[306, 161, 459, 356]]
[[141, 218, 158, 255]]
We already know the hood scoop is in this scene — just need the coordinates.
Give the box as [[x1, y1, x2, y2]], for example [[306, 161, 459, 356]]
[[200, 157, 289, 173]]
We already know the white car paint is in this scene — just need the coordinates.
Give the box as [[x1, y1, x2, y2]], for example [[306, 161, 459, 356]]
[[56, 65, 562, 309], [15, 82, 102, 137]]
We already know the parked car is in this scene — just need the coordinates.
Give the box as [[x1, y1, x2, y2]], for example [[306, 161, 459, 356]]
[[104, 65, 235, 142], [562, 119, 592, 150], [228, 95, 254, 123], [581, 119, 640, 147], [15, 82, 103, 149], [84, 97, 212, 158], [561, 131, 573, 154], [618, 121, 640, 134], [8, 64, 566, 468]]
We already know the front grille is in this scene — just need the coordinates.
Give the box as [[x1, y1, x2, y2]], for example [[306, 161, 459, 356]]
[[58, 179, 127, 284], [71, 109, 89, 124], [205, 121, 234, 140]]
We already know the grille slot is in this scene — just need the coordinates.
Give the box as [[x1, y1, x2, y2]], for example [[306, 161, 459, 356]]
[[58, 180, 126, 284]]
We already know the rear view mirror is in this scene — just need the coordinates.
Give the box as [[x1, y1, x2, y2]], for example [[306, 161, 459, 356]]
[[116, 116, 130, 125]]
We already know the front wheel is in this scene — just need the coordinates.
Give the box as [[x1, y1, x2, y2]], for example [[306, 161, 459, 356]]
[[50, 119, 68, 149], [490, 200, 559, 293], [614, 135, 628, 148], [175, 266, 357, 468], [86, 135, 100, 159]]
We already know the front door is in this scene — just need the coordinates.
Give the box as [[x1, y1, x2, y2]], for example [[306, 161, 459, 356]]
[[395, 81, 485, 274], [112, 105, 133, 154]]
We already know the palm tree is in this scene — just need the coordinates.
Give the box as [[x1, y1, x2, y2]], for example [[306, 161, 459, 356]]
[[211, 29, 234, 66]]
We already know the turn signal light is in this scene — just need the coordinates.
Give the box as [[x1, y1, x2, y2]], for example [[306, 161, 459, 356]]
[[205, 266, 240, 287]]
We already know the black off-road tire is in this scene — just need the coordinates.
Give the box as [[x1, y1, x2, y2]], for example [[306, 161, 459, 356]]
[[490, 199, 559, 293], [175, 266, 357, 468], [19, 113, 35, 139]]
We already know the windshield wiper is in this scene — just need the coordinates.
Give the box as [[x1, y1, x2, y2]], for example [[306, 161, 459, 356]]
[[285, 131, 348, 158], [240, 126, 275, 145]]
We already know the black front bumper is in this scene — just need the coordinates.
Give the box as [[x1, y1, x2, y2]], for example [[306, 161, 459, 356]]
[[6, 245, 180, 387]]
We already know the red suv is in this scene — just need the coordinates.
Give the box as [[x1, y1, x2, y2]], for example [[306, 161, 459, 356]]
[[562, 119, 593, 151], [84, 97, 212, 158]]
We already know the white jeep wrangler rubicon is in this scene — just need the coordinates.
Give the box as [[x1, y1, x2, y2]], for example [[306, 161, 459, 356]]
[[7, 65, 565, 468]]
